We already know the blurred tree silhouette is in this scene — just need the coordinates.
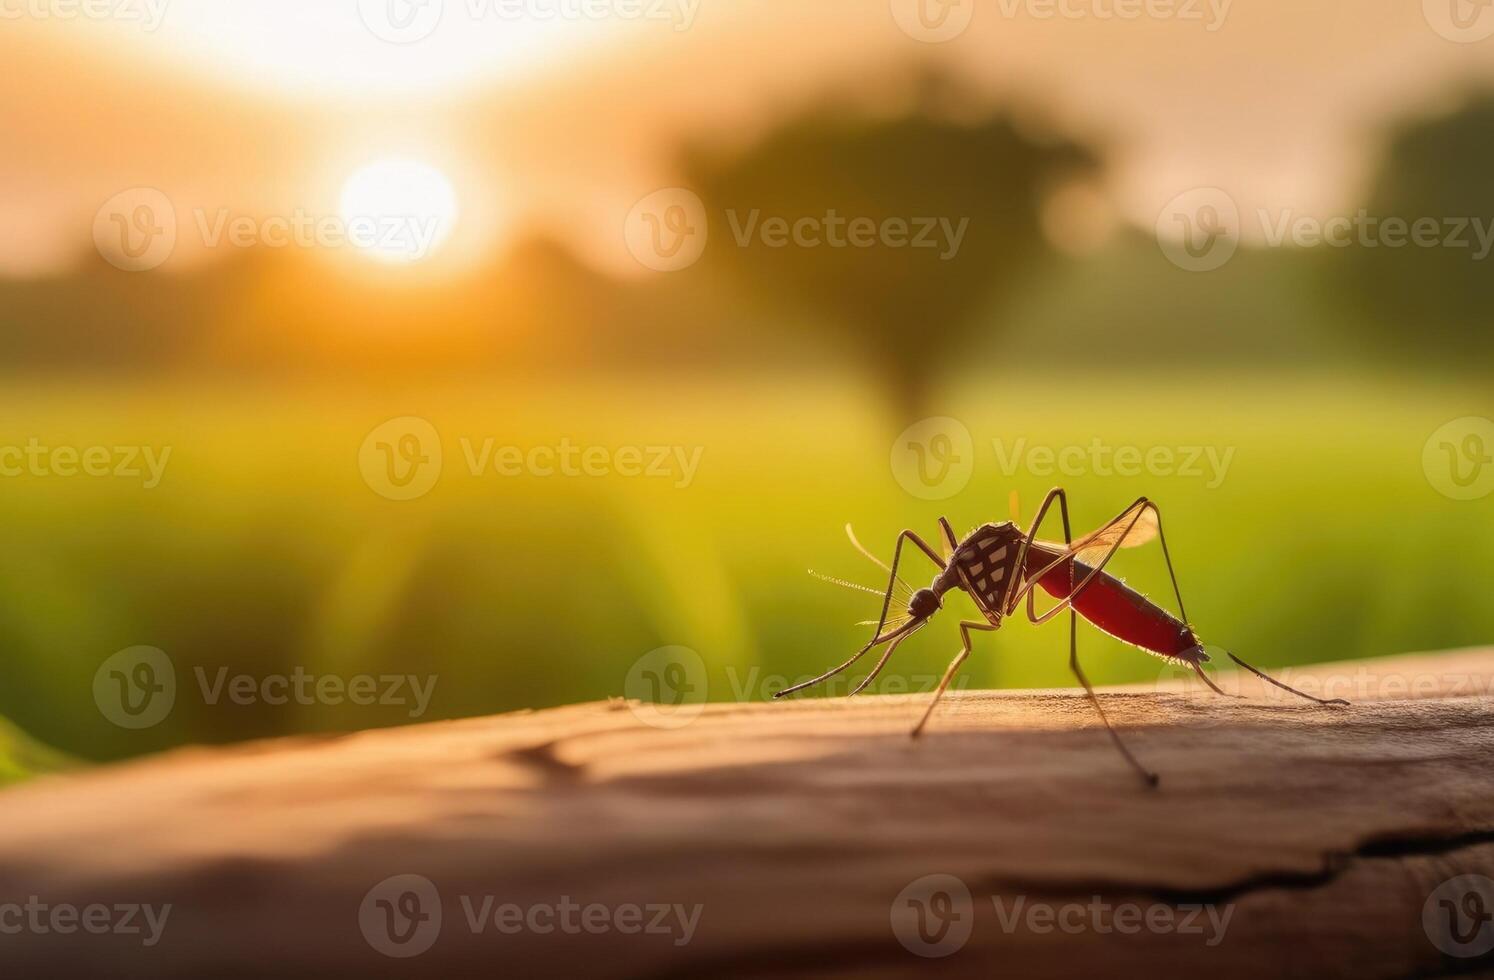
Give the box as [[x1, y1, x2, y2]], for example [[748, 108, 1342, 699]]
[[1343, 95, 1494, 362], [685, 78, 1097, 420]]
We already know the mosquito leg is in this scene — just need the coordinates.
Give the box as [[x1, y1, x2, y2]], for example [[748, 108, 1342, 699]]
[[1010, 488, 1068, 595], [864, 529, 943, 643], [910, 621, 994, 738], [1012, 496, 1150, 622], [1139, 498, 1187, 624], [1015, 491, 1155, 617], [1050, 503, 1158, 780], [1024, 487, 1071, 548], [1190, 661, 1243, 699], [1079, 500, 1233, 703], [1032, 494, 1159, 786], [1016, 497, 1329, 711], [775, 529, 942, 699], [903, 531, 946, 568], [849, 624, 923, 696], [1104, 503, 1343, 709], [1070, 629, 1159, 787], [1132, 507, 1245, 700], [1228, 652, 1350, 707], [1005, 492, 1158, 783], [774, 620, 918, 698], [1006, 486, 1079, 618]]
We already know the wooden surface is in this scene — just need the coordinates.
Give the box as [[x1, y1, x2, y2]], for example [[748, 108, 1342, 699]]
[[3, 649, 1494, 977]]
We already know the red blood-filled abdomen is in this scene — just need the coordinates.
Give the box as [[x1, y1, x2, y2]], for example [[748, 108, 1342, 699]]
[[1024, 546, 1201, 662]]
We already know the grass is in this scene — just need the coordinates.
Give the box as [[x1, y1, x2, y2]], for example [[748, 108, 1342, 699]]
[[0, 369, 1488, 765], [0, 716, 74, 785]]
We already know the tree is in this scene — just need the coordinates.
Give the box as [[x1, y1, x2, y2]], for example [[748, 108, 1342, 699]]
[[684, 77, 1097, 420], [1341, 95, 1494, 361]]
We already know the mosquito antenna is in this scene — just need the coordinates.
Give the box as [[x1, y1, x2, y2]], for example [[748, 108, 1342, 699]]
[[844, 524, 891, 573], [845, 524, 917, 605], [808, 569, 884, 597], [1228, 652, 1350, 706]]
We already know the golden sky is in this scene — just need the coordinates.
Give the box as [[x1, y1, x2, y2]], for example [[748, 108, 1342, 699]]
[[4, 0, 1492, 278]]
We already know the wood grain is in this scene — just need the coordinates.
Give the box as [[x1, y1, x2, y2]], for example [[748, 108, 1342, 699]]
[[2, 648, 1493, 977]]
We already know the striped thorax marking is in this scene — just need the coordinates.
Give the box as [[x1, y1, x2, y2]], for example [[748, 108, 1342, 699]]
[[952, 524, 1022, 621]]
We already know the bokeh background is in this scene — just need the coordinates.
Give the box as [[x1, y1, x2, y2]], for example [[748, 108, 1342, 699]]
[[3, 0, 1493, 775]]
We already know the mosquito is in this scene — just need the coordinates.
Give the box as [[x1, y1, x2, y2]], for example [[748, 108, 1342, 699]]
[[776, 488, 1349, 786]]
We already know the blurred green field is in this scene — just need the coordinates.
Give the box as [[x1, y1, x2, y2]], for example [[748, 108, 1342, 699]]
[[0, 371, 1490, 766]]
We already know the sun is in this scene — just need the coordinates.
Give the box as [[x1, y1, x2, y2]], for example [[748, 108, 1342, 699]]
[[338, 159, 459, 264]]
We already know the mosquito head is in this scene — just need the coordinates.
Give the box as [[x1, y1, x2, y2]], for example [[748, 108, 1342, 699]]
[[908, 588, 942, 621]]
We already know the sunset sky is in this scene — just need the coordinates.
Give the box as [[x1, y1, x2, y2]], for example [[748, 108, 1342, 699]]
[[6, 0, 1493, 278]]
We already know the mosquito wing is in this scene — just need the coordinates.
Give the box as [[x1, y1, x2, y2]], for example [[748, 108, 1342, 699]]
[[1036, 502, 1159, 564], [1027, 501, 1165, 615], [1027, 501, 1159, 586]]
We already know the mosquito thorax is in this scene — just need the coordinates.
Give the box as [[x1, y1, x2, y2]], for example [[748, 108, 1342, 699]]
[[931, 522, 1027, 615]]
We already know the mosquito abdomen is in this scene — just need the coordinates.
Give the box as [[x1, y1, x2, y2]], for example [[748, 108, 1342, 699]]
[[1026, 547, 1202, 661]]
